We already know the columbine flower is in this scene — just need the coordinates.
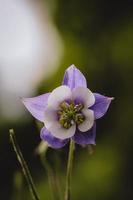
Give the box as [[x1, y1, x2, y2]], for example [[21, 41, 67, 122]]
[[22, 65, 113, 149]]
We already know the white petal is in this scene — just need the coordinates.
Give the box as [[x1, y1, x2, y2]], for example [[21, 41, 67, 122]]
[[44, 106, 57, 129], [78, 109, 94, 132], [72, 87, 95, 108], [48, 86, 72, 109], [48, 122, 76, 139]]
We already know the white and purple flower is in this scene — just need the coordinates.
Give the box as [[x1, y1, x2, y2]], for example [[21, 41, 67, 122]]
[[22, 65, 113, 149]]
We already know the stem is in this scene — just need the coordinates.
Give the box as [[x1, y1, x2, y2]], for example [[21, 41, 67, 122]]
[[9, 129, 40, 200], [64, 139, 75, 200]]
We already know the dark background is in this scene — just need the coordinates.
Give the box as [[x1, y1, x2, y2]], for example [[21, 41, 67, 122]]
[[0, 0, 133, 199]]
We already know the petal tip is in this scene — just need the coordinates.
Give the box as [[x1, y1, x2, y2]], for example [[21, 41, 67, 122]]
[[63, 64, 87, 89], [109, 97, 115, 100], [21, 97, 30, 106], [21, 94, 50, 122], [92, 93, 113, 119], [68, 64, 77, 69], [66, 64, 78, 73], [21, 97, 27, 104], [107, 96, 115, 103]]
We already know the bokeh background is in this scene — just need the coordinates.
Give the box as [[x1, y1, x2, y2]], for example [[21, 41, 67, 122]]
[[0, 0, 133, 199]]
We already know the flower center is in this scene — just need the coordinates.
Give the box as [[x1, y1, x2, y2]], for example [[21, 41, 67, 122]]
[[58, 101, 85, 129]]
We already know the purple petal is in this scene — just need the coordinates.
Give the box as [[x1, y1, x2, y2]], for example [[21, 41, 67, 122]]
[[62, 64, 87, 89], [91, 93, 114, 119], [22, 93, 50, 122], [40, 127, 69, 149], [73, 123, 96, 145]]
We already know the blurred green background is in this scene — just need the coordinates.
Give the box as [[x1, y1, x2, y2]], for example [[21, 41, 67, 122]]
[[0, 0, 133, 199]]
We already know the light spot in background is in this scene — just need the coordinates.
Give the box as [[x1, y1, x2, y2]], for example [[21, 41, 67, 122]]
[[0, 0, 64, 121]]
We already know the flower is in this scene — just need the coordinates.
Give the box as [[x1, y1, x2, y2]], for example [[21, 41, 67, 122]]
[[22, 65, 113, 149]]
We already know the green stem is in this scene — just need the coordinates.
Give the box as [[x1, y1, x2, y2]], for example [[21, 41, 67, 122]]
[[9, 129, 40, 200], [64, 139, 75, 200]]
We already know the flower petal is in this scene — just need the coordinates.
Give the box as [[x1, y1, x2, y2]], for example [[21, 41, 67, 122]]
[[91, 93, 114, 119], [78, 109, 94, 132], [44, 106, 57, 129], [72, 87, 95, 108], [62, 64, 87, 89], [73, 123, 96, 145], [40, 127, 68, 149], [48, 86, 72, 109], [48, 122, 76, 140], [22, 93, 50, 122]]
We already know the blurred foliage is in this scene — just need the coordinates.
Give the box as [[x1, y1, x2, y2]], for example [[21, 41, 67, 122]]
[[0, 0, 133, 199]]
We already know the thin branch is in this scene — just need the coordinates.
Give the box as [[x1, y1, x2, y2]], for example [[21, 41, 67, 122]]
[[9, 129, 40, 200], [64, 139, 75, 200]]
